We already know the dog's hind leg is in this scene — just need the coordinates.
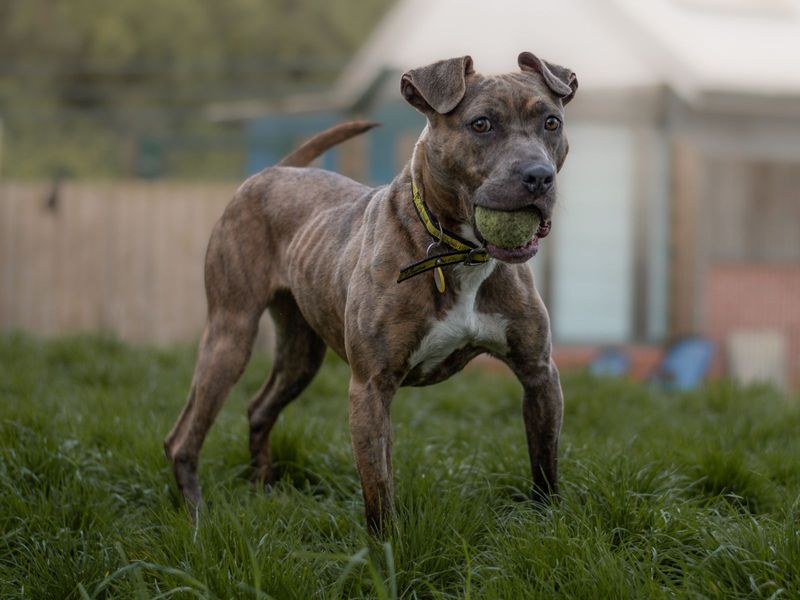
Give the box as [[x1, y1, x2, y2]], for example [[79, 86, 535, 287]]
[[247, 290, 326, 485], [164, 309, 260, 510], [165, 202, 270, 513]]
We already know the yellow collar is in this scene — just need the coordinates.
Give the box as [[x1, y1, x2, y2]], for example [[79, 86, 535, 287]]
[[397, 181, 490, 292]]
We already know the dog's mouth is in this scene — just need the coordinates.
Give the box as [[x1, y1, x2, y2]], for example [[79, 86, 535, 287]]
[[473, 205, 552, 264]]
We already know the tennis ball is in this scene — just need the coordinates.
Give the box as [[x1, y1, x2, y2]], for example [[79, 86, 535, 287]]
[[474, 205, 540, 249]]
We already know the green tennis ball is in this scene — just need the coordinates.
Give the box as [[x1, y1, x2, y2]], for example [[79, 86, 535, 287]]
[[475, 205, 541, 249]]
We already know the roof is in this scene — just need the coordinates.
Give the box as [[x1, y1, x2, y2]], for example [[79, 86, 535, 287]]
[[332, 0, 800, 108]]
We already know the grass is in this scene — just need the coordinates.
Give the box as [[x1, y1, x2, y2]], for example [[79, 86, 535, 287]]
[[0, 332, 799, 599]]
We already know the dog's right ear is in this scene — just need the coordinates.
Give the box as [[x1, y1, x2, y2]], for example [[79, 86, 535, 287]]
[[401, 56, 474, 115]]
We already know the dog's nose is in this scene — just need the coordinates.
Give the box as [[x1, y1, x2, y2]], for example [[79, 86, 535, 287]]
[[521, 163, 555, 196]]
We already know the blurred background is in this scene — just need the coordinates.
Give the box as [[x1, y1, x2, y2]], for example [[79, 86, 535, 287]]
[[1, 0, 799, 390]]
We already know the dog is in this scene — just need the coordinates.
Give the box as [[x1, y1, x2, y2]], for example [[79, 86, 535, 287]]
[[165, 51, 578, 535]]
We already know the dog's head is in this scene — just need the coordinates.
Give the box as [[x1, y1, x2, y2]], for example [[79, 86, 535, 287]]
[[401, 52, 578, 262]]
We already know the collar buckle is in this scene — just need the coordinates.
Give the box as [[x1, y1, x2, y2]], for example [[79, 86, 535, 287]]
[[463, 247, 487, 266]]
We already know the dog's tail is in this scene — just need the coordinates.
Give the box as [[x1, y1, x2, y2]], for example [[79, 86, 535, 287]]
[[277, 120, 380, 168]]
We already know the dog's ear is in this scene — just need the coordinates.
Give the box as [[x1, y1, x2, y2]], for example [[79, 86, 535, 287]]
[[518, 51, 578, 105], [401, 56, 474, 115]]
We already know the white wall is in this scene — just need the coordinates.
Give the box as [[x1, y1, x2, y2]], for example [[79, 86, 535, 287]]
[[550, 124, 635, 343]]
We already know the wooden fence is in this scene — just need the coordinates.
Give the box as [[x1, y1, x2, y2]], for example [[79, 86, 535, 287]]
[[0, 181, 274, 348]]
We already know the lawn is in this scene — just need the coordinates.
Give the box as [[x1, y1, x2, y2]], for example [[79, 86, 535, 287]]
[[1, 333, 798, 599]]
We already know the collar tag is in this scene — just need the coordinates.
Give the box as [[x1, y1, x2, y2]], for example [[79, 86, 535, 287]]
[[434, 265, 446, 294]]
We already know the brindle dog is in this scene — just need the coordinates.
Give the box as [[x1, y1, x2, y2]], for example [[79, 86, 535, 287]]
[[165, 51, 578, 535]]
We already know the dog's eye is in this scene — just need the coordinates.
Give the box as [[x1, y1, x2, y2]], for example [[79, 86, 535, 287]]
[[544, 116, 561, 131], [470, 117, 492, 133]]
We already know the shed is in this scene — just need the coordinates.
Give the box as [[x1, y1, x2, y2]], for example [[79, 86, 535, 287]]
[[236, 0, 800, 385]]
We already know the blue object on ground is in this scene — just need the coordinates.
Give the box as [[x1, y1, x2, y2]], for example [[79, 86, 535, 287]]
[[589, 347, 631, 378], [650, 336, 715, 391]]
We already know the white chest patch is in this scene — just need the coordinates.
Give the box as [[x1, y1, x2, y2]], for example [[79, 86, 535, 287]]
[[408, 261, 509, 374]]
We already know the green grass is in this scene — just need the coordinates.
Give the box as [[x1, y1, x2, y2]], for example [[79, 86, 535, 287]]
[[1, 332, 799, 599]]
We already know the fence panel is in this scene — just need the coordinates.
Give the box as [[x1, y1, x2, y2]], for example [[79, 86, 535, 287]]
[[0, 181, 275, 349]]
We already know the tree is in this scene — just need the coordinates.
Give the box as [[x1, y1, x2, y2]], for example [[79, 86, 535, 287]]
[[0, 0, 393, 178]]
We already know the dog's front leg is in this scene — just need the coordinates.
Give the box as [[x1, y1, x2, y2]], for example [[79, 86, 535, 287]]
[[513, 358, 564, 502], [348, 376, 397, 536]]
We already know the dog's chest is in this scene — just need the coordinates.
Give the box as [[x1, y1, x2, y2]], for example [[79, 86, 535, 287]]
[[408, 263, 508, 376]]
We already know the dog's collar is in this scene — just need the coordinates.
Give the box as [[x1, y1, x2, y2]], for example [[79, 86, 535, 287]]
[[396, 181, 490, 290]]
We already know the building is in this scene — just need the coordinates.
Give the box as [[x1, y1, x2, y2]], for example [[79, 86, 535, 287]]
[[228, 0, 800, 387]]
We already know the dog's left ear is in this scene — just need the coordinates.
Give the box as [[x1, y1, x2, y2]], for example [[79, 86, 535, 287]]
[[518, 51, 578, 105], [401, 56, 474, 115]]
